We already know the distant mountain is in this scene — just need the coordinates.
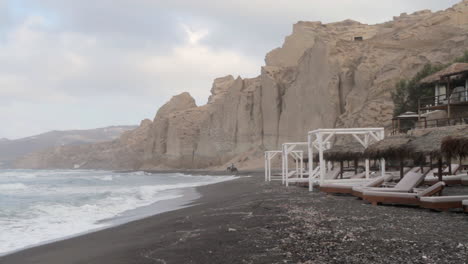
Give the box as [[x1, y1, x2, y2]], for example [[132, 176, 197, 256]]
[[0, 125, 137, 168]]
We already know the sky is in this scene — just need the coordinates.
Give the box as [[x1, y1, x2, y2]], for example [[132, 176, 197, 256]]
[[0, 0, 461, 139]]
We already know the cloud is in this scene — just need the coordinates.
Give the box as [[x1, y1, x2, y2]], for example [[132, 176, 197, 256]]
[[139, 24, 259, 102], [0, 13, 260, 138]]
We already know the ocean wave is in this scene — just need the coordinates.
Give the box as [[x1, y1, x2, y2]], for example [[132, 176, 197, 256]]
[[0, 169, 239, 255], [0, 183, 28, 191], [0, 190, 182, 254]]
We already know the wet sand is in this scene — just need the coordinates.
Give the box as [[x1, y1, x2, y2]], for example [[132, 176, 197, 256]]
[[1, 171, 468, 264]]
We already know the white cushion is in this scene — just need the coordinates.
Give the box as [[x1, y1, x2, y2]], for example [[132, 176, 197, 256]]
[[353, 186, 407, 193], [420, 196, 468, 203], [363, 191, 417, 198]]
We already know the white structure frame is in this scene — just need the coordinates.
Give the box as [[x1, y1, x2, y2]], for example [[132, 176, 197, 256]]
[[264, 151, 281, 182], [307, 128, 386, 191], [281, 142, 308, 186]]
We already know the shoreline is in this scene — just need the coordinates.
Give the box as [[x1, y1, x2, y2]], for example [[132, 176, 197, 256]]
[[0, 186, 201, 258], [1, 171, 467, 264], [0, 170, 240, 258]]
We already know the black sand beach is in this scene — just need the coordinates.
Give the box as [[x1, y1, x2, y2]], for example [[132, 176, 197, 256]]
[[1, 171, 468, 264]]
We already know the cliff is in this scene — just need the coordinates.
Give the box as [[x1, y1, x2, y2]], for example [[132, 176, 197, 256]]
[[15, 1, 468, 170]]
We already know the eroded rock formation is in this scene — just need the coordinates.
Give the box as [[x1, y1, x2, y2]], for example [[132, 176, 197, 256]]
[[15, 1, 468, 170]]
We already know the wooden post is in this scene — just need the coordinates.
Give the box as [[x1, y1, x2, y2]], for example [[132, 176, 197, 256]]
[[340, 161, 344, 179], [420, 157, 424, 174], [437, 158, 443, 182], [447, 78, 451, 119], [354, 159, 358, 175], [418, 98, 421, 121], [400, 159, 404, 180], [448, 157, 452, 175]]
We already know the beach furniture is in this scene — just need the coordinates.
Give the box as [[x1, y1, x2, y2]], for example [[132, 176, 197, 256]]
[[286, 167, 319, 185], [432, 164, 460, 177], [326, 168, 341, 180], [319, 174, 391, 195], [424, 174, 466, 186], [352, 169, 425, 198], [362, 182, 445, 206], [420, 195, 468, 211], [462, 175, 468, 186], [349, 171, 366, 179]]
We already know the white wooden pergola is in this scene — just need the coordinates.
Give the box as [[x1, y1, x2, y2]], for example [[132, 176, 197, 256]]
[[264, 151, 281, 182], [307, 128, 386, 191], [281, 142, 308, 186], [265, 149, 305, 182]]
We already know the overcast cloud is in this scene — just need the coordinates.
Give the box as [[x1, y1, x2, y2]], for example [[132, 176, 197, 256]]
[[0, 0, 460, 139]]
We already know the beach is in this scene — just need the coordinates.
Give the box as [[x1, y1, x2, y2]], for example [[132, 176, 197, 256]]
[[1, 171, 468, 264]]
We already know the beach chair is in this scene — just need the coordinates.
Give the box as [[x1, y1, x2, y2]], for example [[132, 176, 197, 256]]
[[362, 182, 445, 206], [326, 168, 341, 179], [319, 174, 392, 195], [349, 171, 366, 179], [352, 170, 425, 198], [419, 195, 468, 211], [431, 164, 460, 177], [424, 174, 465, 186], [462, 175, 468, 186]]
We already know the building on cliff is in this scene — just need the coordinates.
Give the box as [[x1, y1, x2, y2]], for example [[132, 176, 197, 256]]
[[392, 63, 468, 135]]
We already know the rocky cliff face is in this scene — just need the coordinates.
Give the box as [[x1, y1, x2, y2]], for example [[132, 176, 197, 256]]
[[15, 1, 468, 170]]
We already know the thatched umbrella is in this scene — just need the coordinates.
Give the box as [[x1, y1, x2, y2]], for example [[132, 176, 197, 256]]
[[324, 142, 365, 178], [365, 135, 414, 179], [442, 132, 468, 169], [324, 142, 365, 162], [408, 126, 467, 181]]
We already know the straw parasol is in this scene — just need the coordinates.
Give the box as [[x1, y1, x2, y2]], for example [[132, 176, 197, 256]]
[[409, 126, 467, 159], [365, 135, 414, 160], [364, 134, 414, 179], [441, 133, 468, 159], [323, 142, 365, 162], [408, 126, 467, 180], [323, 142, 366, 178]]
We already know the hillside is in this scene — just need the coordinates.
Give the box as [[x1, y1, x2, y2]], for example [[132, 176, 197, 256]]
[[15, 0, 468, 170], [0, 125, 136, 168]]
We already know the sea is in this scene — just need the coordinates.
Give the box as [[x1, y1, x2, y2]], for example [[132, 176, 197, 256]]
[[0, 169, 238, 255]]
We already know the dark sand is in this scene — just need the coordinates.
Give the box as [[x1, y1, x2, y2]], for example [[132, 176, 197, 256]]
[[1, 171, 468, 264]]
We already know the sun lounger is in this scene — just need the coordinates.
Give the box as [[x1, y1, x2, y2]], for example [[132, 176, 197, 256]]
[[326, 168, 341, 180], [462, 175, 468, 186], [349, 171, 366, 179], [420, 195, 468, 211], [424, 174, 465, 185], [320, 174, 392, 195], [363, 182, 445, 206], [432, 164, 460, 177], [352, 170, 425, 198]]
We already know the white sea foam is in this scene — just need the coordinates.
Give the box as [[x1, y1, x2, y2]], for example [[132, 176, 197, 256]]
[[0, 183, 28, 191], [99, 175, 114, 181], [0, 169, 238, 255]]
